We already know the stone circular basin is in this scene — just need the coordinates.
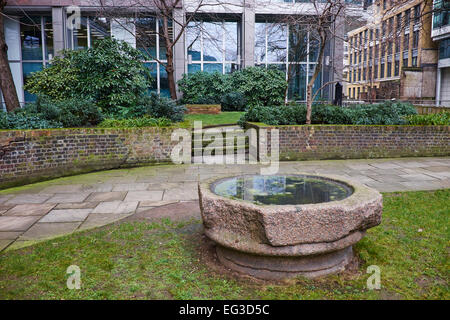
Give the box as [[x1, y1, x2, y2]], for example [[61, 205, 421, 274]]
[[198, 174, 382, 280]]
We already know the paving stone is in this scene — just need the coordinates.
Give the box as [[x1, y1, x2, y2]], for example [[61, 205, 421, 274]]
[[370, 175, 409, 183], [364, 181, 410, 193], [0, 216, 41, 232], [85, 192, 127, 202], [92, 201, 138, 214], [421, 171, 450, 180], [106, 177, 138, 184], [46, 193, 90, 203], [19, 222, 82, 241], [0, 231, 22, 240], [398, 174, 438, 181], [163, 188, 199, 201], [79, 213, 129, 231], [344, 175, 377, 184], [0, 239, 14, 251], [138, 200, 179, 207], [82, 183, 114, 192], [4, 204, 56, 216], [423, 166, 450, 172], [0, 195, 13, 204], [6, 194, 52, 205], [369, 162, 402, 169], [135, 175, 169, 183], [124, 191, 163, 202], [344, 163, 374, 170], [147, 183, 179, 190], [0, 204, 14, 211], [55, 202, 99, 209], [0, 210, 5, 215], [39, 184, 84, 194], [399, 181, 442, 191], [392, 161, 430, 168], [39, 209, 92, 223], [112, 183, 150, 191], [436, 179, 450, 189]]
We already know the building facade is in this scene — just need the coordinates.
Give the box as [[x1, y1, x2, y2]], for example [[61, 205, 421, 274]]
[[432, 0, 450, 106], [1, 0, 370, 108], [346, 0, 438, 103]]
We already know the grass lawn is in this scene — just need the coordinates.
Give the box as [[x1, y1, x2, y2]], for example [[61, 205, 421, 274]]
[[0, 190, 448, 300], [185, 112, 245, 127]]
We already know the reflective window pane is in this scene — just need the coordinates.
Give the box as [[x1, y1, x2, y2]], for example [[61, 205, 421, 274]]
[[289, 25, 308, 62], [136, 17, 157, 59], [144, 62, 158, 92], [23, 62, 43, 102], [255, 22, 266, 64], [21, 16, 43, 60], [90, 17, 111, 48], [72, 17, 88, 50], [309, 32, 320, 62], [288, 64, 306, 100], [225, 22, 238, 61], [187, 22, 202, 61], [159, 64, 170, 97], [204, 63, 223, 73], [188, 63, 201, 74], [43, 16, 53, 59], [158, 19, 172, 60], [225, 63, 239, 74], [267, 23, 287, 62], [203, 22, 223, 62]]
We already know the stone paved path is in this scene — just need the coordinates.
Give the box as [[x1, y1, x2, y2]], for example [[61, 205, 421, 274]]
[[0, 157, 449, 252]]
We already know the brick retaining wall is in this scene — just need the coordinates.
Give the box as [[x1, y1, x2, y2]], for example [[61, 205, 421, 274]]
[[246, 123, 450, 161], [0, 127, 177, 189]]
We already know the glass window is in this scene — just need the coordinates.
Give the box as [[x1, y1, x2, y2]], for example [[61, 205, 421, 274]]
[[288, 64, 307, 100], [44, 16, 53, 59], [187, 21, 202, 62], [71, 17, 88, 50], [159, 64, 170, 97], [204, 63, 223, 73], [267, 23, 287, 62], [144, 62, 158, 91], [21, 16, 43, 60], [136, 18, 157, 59], [158, 19, 172, 60], [186, 20, 239, 74], [225, 22, 238, 62], [188, 63, 201, 74], [22, 62, 43, 102], [203, 22, 223, 62], [289, 25, 308, 62], [255, 22, 266, 64]]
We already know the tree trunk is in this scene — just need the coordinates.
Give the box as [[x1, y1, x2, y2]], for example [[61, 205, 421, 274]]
[[0, 2, 21, 112], [161, 14, 177, 101], [306, 84, 313, 124], [165, 47, 177, 100]]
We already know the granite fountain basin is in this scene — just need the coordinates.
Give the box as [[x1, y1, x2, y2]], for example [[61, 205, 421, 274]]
[[198, 174, 383, 280]]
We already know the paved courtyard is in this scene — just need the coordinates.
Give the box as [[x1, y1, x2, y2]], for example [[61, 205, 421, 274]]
[[0, 157, 449, 252]]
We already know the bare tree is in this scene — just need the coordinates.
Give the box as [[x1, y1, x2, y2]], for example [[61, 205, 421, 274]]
[[0, 0, 20, 111]]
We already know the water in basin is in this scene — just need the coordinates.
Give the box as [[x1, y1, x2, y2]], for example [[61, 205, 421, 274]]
[[212, 175, 353, 205]]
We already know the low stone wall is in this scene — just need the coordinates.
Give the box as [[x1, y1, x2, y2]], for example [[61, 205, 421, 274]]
[[185, 104, 221, 114], [0, 127, 177, 189], [246, 123, 450, 161]]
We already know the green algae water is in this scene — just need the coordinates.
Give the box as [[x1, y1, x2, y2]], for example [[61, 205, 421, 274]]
[[212, 175, 353, 205]]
